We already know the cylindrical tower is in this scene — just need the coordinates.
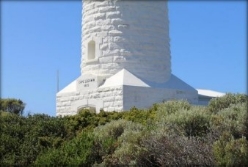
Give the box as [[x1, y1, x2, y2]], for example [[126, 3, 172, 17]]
[[81, 0, 171, 83]]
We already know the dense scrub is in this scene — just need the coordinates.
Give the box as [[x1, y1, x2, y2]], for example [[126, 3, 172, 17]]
[[0, 94, 247, 166]]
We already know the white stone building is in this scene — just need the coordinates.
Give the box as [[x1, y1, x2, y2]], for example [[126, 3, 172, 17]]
[[56, 0, 200, 116]]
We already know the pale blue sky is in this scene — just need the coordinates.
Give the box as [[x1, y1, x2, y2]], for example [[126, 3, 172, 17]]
[[1, 1, 247, 116]]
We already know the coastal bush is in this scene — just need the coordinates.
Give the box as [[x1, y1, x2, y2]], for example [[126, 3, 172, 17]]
[[121, 106, 156, 125], [34, 131, 95, 166], [1, 94, 247, 166], [93, 119, 145, 166], [0, 98, 25, 115], [210, 102, 247, 141], [207, 93, 247, 113], [213, 132, 248, 166], [139, 133, 215, 166], [156, 103, 210, 137], [156, 100, 191, 116], [0, 113, 67, 166]]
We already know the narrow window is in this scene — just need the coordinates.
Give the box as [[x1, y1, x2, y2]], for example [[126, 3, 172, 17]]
[[88, 40, 95, 60]]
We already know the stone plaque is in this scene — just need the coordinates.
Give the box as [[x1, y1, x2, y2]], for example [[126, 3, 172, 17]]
[[77, 74, 98, 91]]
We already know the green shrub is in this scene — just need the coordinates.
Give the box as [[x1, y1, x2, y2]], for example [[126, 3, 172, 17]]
[[0, 113, 27, 166], [0, 113, 67, 166], [208, 93, 247, 113], [210, 103, 247, 139], [213, 133, 248, 166], [122, 106, 156, 125], [156, 105, 211, 137], [35, 131, 95, 166], [2, 95, 247, 166], [139, 133, 215, 166], [64, 109, 125, 137], [93, 119, 145, 166], [156, 100, 191, 116], [0, 98, 25, 115]]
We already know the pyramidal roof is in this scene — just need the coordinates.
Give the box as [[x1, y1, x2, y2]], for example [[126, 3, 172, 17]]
[[99, 69, 150, 88], [57, 80, 77, 95]]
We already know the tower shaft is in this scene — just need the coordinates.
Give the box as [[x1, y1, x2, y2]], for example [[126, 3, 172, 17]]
[[81, 0, 171, 83]]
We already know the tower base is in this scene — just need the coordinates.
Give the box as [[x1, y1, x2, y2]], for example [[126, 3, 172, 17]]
[[56, 69, 198, 116]]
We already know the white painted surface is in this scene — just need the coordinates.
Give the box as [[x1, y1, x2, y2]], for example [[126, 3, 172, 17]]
[[56, 85, 124, 116], [57, 80, 77, 95], [56, 70, 199, 116], [56, 0, 203, 116], [123, 86, 198, 110], [81, 0, 171, 83], [99, 69, 150, 88], [197, 89, 225, 97]]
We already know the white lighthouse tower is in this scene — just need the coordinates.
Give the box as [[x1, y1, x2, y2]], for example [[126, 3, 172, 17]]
[[56, 0, 198, 116]]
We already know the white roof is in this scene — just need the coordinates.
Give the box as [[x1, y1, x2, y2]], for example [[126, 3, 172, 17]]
[[57, 80, 77, 95], [197, 89, 225, 97], [99, 69, 150, 88]]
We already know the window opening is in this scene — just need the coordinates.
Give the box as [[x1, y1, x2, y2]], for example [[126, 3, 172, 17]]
[[88, 40, 95, 60]]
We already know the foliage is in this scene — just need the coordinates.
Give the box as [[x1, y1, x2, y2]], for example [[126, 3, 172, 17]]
[[210, 103, 247, 139], [0, 113, 67, 166], [121, 106, 156, 125], [139, 134, 215, 166], [207, 93, 247, 113], [156, 102, 210, 137], [34, 131, 95, 166], [1, 93, 247, 166], [213, 132, 248, 166], [93, 119, 145, 166], [0, 98, 25, 115]]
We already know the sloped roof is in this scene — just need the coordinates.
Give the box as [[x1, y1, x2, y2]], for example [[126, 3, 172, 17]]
[[197, 89, 225, 97], [99, 69, 150, 88], [142, 74, 197, 91], [57, 80, 77, 95]]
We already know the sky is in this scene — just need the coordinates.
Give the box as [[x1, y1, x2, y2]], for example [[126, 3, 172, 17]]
[[1, 1, 247, 116]]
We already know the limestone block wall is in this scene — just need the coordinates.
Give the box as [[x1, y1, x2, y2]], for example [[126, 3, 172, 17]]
[[123, 86, 198, 110], [81, 0, 171, 83], [56, 86, 124, 116], [56, 84, 198, 116]]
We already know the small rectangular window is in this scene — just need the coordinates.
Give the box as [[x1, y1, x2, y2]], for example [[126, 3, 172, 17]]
[[88, 40, 95, 60]]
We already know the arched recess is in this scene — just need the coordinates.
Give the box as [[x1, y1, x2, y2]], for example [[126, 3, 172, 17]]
[[88, 40, 96, 60], [74, 99, 103, 114], [77, 104, 96, 113]]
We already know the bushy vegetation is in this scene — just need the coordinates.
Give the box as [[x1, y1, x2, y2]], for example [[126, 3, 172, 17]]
[[0, 93, 247, 166], [0, 98, 25, 115]]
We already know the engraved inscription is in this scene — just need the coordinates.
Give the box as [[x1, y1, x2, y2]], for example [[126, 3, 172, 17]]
[[79, 78, 96, 87]]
